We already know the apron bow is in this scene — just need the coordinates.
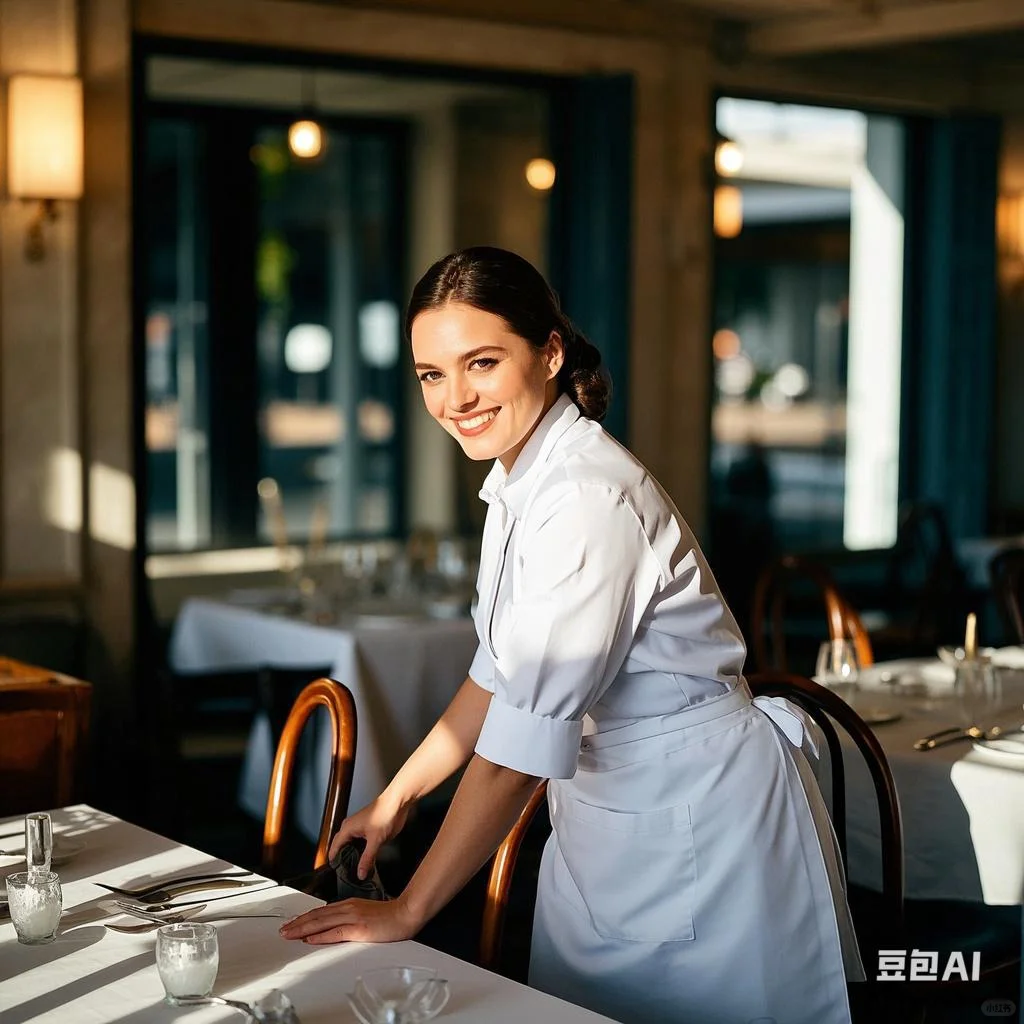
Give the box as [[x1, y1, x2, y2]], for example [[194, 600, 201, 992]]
[[752, 694, 820, 759]]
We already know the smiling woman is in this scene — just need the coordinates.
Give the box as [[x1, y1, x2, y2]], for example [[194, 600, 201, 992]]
[[408, 246, 609, 471], [280, 247, 863, 1024]]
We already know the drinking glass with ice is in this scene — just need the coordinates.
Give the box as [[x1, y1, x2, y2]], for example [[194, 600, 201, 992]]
[[7, 871, 62, 945], [155, 923, 220, 1005]]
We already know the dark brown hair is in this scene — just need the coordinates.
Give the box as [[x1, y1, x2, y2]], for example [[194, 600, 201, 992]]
[[406, 246, 611, 422]]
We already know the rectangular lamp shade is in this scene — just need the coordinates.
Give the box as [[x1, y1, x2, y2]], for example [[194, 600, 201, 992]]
[[7, 75, 83, 200]]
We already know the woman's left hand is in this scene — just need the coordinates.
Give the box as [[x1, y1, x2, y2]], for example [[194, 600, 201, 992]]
[[278, 896, 421, 945]]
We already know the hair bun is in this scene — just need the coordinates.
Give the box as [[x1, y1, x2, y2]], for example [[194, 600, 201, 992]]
[[573, 334, 602, 372]]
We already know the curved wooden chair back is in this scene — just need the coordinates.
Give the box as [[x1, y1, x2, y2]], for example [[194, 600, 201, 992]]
[[262, 677, 357, 874], [478, 780, 549, 973], [746, 670, 904, 931], [989, 547, 1024, 645], [751, 554, 874, 673]]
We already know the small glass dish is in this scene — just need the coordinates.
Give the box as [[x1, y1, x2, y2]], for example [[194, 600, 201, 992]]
[[347, 966, 450, 1024]]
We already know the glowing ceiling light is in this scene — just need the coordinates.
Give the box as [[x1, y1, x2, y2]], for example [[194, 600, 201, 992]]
[[288, 119, 323, 160], [525, 158, 556, 191]]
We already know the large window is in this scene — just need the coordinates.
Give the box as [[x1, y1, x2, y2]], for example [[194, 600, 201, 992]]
[[139, 54, 554, 553], [709, 99, 907, 557], [707, 98, 908, 624]]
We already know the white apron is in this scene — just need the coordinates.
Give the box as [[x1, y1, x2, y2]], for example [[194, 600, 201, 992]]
[[528, 682, 863, 1024], [464, 396, 863, 1023]]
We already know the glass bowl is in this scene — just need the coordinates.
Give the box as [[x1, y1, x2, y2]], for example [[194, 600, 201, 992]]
[[347, 966, 449, 1024]]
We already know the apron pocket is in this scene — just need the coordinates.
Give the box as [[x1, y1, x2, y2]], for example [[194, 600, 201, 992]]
[[554, 798, 696, 942]]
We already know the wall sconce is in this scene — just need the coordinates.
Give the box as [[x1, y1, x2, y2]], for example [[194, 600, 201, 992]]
[[6, 74, 84, 262]]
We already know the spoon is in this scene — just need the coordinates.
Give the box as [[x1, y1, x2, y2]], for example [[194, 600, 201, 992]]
[[171, 994, 257, 1019]]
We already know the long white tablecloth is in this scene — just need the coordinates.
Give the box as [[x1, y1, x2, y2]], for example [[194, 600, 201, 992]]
[[0, 805, 618, 1023], [834, 654, 1024, 905], [169, 598, 478, 841]]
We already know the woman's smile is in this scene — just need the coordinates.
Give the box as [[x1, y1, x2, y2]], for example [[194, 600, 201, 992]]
[[450, 408, 499, 436]]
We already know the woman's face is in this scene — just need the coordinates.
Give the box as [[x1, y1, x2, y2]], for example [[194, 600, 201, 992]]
[[412, 302, 563, 470]]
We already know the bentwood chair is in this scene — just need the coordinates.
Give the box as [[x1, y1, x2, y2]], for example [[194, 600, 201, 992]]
[[751, 555, 875, 674], [749, 671, 1020, 1022], [989, 547, 1024, 644], [747, 671, 908, 1021], [746, 671, 903, 925], [478, 780, 549, 975], [261, 677, 357, 876]]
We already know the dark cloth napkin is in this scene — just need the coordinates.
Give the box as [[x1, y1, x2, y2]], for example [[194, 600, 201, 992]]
[[286, 838, 389, 903]]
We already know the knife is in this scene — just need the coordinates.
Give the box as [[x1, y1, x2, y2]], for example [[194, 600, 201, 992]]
[[121, 884, 280, 912], [93, 869, 255, 899], [126, 877, 268, 905]]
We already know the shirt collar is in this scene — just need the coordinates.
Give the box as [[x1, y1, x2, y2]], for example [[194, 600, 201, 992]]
[[478, 394, 580, 518]]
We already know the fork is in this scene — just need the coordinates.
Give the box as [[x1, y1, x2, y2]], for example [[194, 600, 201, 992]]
[[914, 725, 1005, 751]]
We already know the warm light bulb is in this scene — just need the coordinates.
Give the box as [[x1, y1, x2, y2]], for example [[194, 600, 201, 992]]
[[525, 158, 556, 191], [715, 140, 744, 177], [714, 185, 743, 239], [288, 120, 323, 159]]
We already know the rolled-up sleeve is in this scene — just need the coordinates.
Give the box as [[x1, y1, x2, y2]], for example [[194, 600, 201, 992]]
[[475, 482, 662, 779]]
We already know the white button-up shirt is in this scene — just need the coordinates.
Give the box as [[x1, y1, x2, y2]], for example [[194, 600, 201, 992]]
[[469, 394, 746, 779]]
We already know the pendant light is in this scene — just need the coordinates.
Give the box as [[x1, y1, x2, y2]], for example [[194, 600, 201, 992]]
[[288, 72, 323, 160]]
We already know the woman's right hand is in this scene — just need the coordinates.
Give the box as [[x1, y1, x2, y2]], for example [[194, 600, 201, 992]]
[[329, 792, 413, 880]]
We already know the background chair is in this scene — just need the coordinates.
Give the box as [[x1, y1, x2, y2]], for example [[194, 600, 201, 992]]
[[262, 676, 357, 876], [751, 554, 875, 674], [872, 501, 970, 658], [747, 672, 904, 926], [989, 547, 1024, 644], [750, 671, 1019, 1022], [0, 668, 92, 817], [154, 662, 333, 860]]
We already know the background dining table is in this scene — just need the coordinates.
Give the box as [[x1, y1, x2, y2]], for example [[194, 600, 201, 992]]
[[0, 804, 619, 1023], [828, 649, 1024, 905], [168, 595, 1024, 909], [169, 596, 480, 840]]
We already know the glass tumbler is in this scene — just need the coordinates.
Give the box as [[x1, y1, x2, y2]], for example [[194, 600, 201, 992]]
[[953, 659, 1000, 726], [155, 922, 220, 1005], [7, 870, 62, 945], [815, 639, 860, 694]]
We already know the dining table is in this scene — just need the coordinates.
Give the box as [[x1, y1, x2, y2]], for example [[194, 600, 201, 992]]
[[168, 596, 479, 841], [827, 647, 1024, 905], [0, 804, 619, 1023]]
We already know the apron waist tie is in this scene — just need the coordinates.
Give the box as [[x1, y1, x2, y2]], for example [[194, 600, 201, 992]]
[[751, 690, 820, 758]]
